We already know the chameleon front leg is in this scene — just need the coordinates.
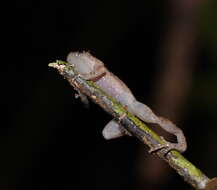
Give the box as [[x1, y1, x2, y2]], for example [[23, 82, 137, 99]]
[[102, 119, 131, 140], [128, 101, 187, 153]]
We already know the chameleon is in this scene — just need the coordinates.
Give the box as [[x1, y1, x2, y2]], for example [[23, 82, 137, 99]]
[[67, 52, 187, 153]]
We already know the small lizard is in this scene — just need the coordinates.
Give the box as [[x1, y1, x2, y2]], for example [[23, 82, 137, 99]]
[[67, 52, 187, 153]]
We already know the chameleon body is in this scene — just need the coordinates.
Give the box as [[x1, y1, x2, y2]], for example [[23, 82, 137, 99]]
[[67, 52, 187, 153]]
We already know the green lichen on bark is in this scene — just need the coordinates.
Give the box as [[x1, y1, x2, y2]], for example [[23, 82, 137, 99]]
[[168, 151, 209, 189], [49, 60, 211, 189], [170, 151, 203, 178]]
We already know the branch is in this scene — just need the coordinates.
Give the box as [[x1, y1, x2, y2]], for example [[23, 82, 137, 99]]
[[49, 60, 215, 190]]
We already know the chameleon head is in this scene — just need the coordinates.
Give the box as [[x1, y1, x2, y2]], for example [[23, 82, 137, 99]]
[[67, 52, 105, 79]]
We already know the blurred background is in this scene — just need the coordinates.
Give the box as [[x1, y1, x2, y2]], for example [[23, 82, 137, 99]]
[[1, 0, 217, 189]]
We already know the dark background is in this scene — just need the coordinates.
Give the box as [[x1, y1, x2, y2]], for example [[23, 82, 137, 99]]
[[1, 0, 217, 190]]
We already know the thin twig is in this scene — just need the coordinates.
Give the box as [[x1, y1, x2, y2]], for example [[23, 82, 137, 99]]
[[49, 60, 214, 190]]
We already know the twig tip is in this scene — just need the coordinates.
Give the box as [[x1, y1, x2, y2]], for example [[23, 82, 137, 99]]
[[48, 62, 57, 68]]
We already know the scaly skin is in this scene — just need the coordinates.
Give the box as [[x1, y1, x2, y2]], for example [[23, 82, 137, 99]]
[[67, 52, 187, 153]]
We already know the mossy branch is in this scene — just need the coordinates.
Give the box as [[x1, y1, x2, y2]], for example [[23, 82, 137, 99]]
[[49, 60, 215, 190]]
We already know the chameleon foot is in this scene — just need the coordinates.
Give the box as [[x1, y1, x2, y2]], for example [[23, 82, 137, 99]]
[[148, 137, 169, 153], [118, 113, 127, 122], [118, 113, 132, 136], [148, 136, 183, 154]]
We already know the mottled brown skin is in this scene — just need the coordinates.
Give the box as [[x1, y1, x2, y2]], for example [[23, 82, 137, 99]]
[[67, 52, 187, 153]]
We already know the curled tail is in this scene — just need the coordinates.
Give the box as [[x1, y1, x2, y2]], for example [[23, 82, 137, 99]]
[[128, 101, 187, 152]]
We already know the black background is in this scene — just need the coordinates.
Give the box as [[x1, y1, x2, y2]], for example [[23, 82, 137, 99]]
[[1, 1, 217, 190]]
